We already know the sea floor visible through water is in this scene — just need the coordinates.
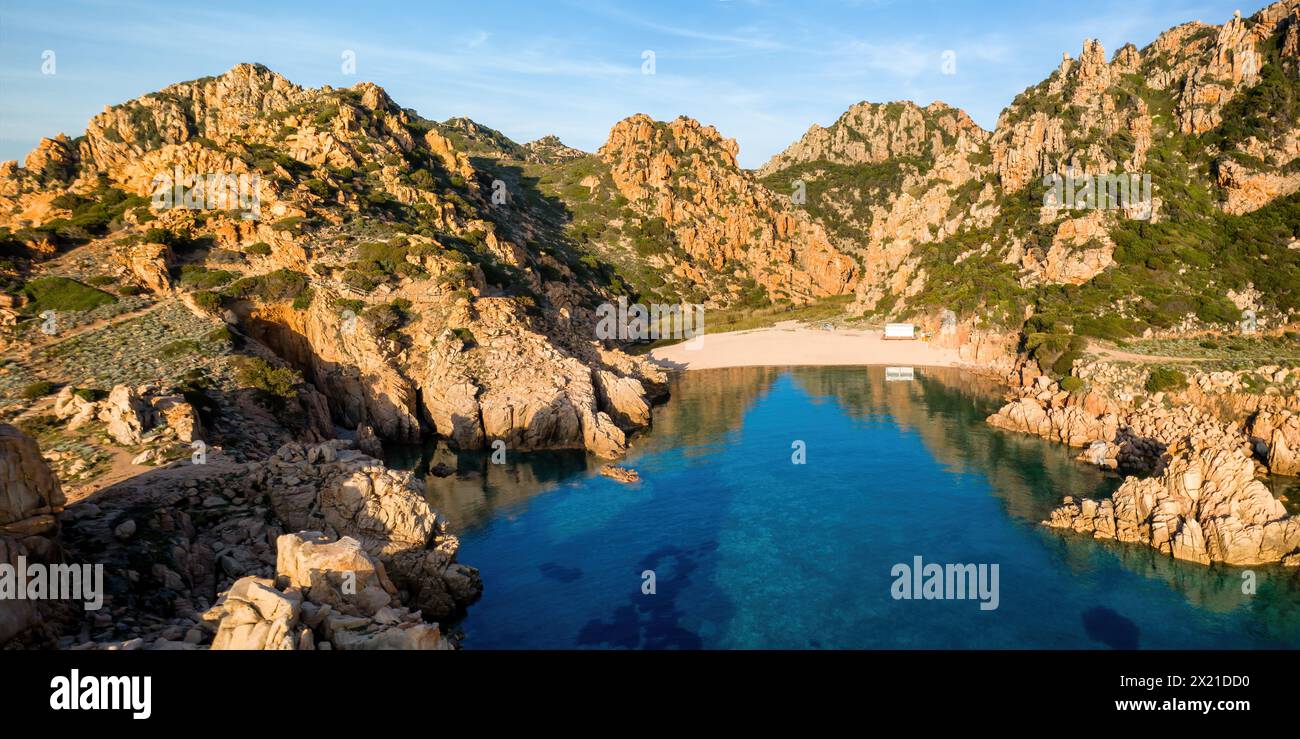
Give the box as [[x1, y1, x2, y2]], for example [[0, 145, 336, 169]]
[[387, 366, 1300, 649]]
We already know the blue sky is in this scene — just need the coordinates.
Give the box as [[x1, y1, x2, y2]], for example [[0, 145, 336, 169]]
[[0, 0, 1259, 168]]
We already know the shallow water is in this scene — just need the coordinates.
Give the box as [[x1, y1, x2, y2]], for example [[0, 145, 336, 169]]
[[390, 366, 1300, 649]]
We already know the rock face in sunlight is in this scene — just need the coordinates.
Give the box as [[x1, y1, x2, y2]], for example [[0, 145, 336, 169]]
[[1048, 443, 1300, 566], [600, 113, 858, 305], [0, 424, 66, 646], [751, 1, 1300, 331], [2, 0, 1300, 659], [250, 440, 482, 621], [207, 532, 456, 651], [0, 62, 668, 458], [0, 423, 65, 541], [986, 358, 1300, 565]]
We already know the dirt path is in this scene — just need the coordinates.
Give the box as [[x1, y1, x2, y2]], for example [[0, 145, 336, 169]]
[[64, 446, 151, 505], [10, 299, 166, 363], [1085, 341, 1216, 364]]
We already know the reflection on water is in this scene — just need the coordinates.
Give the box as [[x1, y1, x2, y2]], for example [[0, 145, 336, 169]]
[[390, 366, 1300, 648], [385, 441, 589, 531]]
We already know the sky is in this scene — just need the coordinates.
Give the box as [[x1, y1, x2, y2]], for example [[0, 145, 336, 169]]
[[0, 0, 1261, 169]]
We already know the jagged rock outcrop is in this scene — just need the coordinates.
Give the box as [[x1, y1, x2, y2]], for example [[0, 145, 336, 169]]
[[0, 425, 65, 646], [758, 101, 985, 176], [599, 114, 857, 304], [2, 62, 669, 460], [1217, 155, 1300, 215], [248, 440, 482, 620], [808, 2, 1300, 325], [126, 242, 174, 295], [207, 532, 455, 650], [759, 101, 993, 313], [522, 135, 586, 164], [987, 396, 1120, 448], [207, 576, 302, 650], [0, 424, 67, 541], [1047, 443, 1300, 565], [1019, 211, 1115, 285], [1250, 410, 1300, 475], [22, 134, 78, 185], [988, 366, 1264, 469], [54, 384, 203, 446], [97, 385, 149, 446]]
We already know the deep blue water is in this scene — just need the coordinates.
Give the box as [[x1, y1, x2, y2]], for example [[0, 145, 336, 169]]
[[392, 366, 1300, 649]]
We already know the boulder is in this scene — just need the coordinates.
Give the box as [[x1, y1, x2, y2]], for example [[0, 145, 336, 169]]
[[207, 531, 458, 651], [0, 424, 66, 538], [274, 532, 395, 616], [52, 387, 100, 430], [1250, 411, 1300, 477], [128, 242, 174, 295], [151, 396, 204, 443], [355, 423, 384, 458], [1046, 443, 1300, 565], [252, 441, 482, 620], [97, 385, 148, 446], [207, 577, 302, 650]]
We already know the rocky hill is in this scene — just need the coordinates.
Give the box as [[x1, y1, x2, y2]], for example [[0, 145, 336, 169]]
[[596, 114, 857, 305], [0, 63, 667, 461], [759, 0, 1300, 381], [758, 100, 994, 306]]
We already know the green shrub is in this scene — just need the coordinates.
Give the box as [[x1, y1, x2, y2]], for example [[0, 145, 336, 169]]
[[159, 339, 200, 358], [1145, 367, 1188, 393], [223, 269, 308, 302], [73, 387, 107, 402], [292, 287, 315, 311], [191, 291, 223, 313], [341, 270, 381, 293], [21, 277, 116, 314], [451, 327, 476, 347], [204, 326, 234, 344], [334, 298, 365, 315], [21, 381, 55, 399], [245, 242, 272, 256], [232, 356, 300, 407], [362, 303, 404, 337], [178, 265, 237, 289], [1060, 376, 1085, 393]]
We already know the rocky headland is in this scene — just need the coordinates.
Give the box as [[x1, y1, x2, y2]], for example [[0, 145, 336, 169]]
[[2, 1, 1299, 649]]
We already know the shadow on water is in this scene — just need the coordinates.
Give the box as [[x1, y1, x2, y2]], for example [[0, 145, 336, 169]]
[[384, 442, 590, 532], [577, 542, 719, 649], [1082, 606, 1141, 650], [539, 562, 583, 583]]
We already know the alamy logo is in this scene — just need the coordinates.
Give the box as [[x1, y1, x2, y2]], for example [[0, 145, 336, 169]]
[[0, 556, 103, 610], [595, 297, 705, 348], [50, 669, 151, 719], [1043, 170, 1151, 220], [150, 166, 261, 220], [890, 555, 999, 611]]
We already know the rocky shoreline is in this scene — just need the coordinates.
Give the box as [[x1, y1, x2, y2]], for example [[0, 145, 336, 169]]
[[1, 422, 480, 650], [985, 357, 1300, 566]]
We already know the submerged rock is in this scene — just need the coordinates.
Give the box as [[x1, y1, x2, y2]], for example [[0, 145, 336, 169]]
[[599, 464, 641, 484]]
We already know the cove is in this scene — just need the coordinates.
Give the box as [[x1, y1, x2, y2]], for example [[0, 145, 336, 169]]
[[388, 366, 1300, 649]]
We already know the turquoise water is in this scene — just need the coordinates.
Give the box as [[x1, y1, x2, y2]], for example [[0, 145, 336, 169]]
[[392, 366, 1300, 649]]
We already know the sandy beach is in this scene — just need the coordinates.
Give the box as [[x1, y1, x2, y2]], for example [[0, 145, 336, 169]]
[[649, 321, 962, 370]]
